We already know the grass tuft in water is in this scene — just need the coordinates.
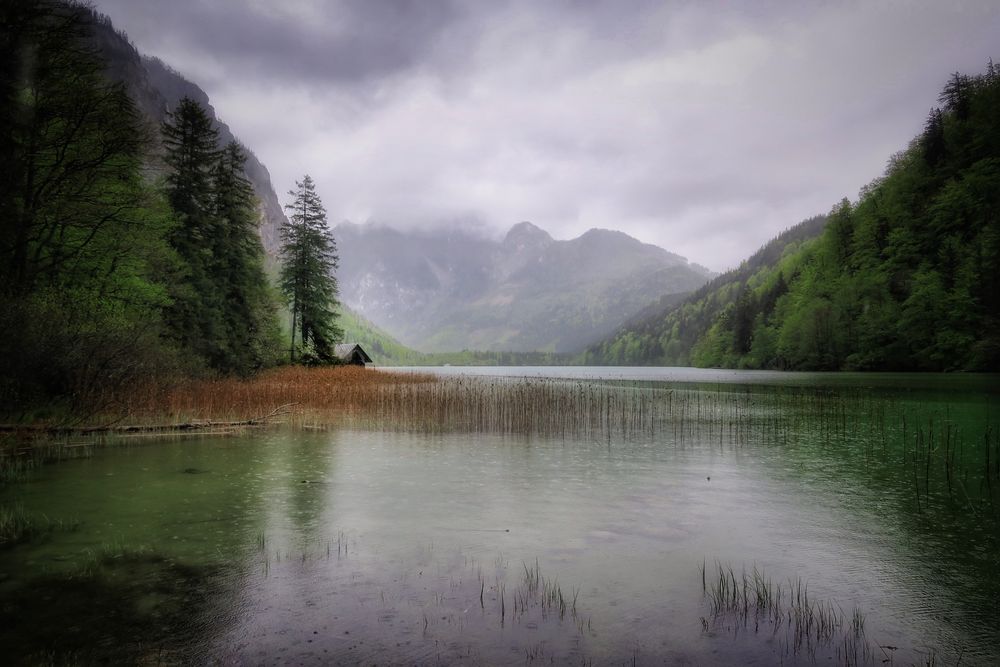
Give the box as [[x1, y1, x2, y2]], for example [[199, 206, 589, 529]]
[[0, 503, 79, 547], [511, 559, 578, 622], [702, 561, 873, 663]]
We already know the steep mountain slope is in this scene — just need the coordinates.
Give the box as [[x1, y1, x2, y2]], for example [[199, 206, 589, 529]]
[[590, 62, 1000, 371], [336, 221, 714, 353], [585, 216, 828, 365], [86, 11, 287, 254], [84, 9, 713, 358]]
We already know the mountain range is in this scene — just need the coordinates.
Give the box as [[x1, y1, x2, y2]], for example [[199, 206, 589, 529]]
[[90, 15, 715, 355], [89, 9, 999, 370], [335, 221, 714, 352]]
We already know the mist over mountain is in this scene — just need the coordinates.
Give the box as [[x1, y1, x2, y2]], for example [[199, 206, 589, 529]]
[[336, 221, 714, 353], [586, 215, 828, 365], [82, 10, 720, 356]]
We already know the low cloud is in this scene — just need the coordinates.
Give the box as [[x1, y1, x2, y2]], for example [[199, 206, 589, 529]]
[[95, 0, 1000, 270]]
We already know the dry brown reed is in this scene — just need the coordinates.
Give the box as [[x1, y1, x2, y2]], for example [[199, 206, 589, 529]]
[[121, 366, 436, 424], [9, 367, 998, 518]]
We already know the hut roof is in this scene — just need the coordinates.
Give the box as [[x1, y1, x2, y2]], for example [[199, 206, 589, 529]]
[[333, 343, 373, 363]]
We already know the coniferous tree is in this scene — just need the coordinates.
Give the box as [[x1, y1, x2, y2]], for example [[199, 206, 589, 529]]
[[279, 175, 342, 363], [160, 97, 226, 367], [212, 141, 281, 373], [594, 61, 1000, 371], [162, 98, 219, 218]]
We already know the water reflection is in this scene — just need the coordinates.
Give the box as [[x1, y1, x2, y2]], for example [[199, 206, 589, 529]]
[[0, 378, 997, 664]]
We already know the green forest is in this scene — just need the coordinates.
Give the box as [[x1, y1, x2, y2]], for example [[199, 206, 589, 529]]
[[590, 62, 1000, 372], [3, 0, 998, 428], [0, 1, 341, 417]]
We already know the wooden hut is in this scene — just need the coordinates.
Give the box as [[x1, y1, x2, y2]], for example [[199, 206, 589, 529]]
[[334, 343, 373, 367]]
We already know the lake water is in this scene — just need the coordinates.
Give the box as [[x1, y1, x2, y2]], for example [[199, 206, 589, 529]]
[[1, 367, 998, 664]]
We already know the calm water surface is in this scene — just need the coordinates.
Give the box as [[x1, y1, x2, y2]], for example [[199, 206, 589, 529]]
[[1, 368, 998, 664]]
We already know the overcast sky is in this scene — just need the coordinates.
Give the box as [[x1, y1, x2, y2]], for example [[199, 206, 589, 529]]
[[93, 0, 1000, 271]]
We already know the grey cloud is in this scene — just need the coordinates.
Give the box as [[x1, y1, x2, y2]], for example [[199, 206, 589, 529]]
[[97, 0, 463, 86], [92, 0, 1000, 271]]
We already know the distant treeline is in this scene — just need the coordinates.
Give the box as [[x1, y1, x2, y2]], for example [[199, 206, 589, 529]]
[[590, 62, 1000, 371], [338, 306, 575, 367]]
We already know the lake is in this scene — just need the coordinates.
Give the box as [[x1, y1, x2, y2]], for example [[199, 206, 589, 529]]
[[2, 367, 998, 664]]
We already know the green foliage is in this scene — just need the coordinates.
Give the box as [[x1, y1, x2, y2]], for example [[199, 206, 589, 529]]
[[0, 1, 182, 414], [585, 216, 827, 366], [0, 2, 282, 417], [279, 175, 343, 363], [591, 61, 1000, 371], [337, 306, 421, 365], [210, 142, 282, 371], [160, 100, 281, 374]]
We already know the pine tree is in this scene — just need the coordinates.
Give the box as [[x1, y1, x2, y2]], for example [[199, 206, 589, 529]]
[[212, 141, 281, 373], [279, 175, 342, 363], [160, 97, 226, 367]]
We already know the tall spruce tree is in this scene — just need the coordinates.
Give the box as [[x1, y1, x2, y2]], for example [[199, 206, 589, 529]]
[[212, 141, 280, 373], [279, 175, 342, 363], [160, 97, 226, 368], [161, 100, 282, 373]]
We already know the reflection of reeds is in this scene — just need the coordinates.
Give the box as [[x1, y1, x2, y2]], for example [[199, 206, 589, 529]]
[[120, 371, 1000, 514]]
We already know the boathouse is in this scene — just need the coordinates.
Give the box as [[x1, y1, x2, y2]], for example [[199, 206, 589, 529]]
[[334, 343, 373, 367]]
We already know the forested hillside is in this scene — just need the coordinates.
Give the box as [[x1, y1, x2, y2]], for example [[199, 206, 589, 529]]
[[586, 216, 827, 365], [591, 63, 1000, 371], [82, 13, 288, 255], [0, 1, 281, 415]]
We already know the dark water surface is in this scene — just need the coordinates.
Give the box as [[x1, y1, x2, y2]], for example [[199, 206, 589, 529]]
[[1, 368, 998, 664]]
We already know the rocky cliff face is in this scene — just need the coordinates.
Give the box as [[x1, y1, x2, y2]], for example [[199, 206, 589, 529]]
[[87, 13, 287, 254], [335, 221, 714, 353]]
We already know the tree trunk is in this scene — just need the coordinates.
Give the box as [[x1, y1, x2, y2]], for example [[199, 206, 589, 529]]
[[289, 296, 297, 363]]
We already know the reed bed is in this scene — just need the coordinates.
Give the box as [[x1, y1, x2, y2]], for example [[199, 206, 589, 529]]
[[121, 366, 436, 423], [5, 366, 998, 518]]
